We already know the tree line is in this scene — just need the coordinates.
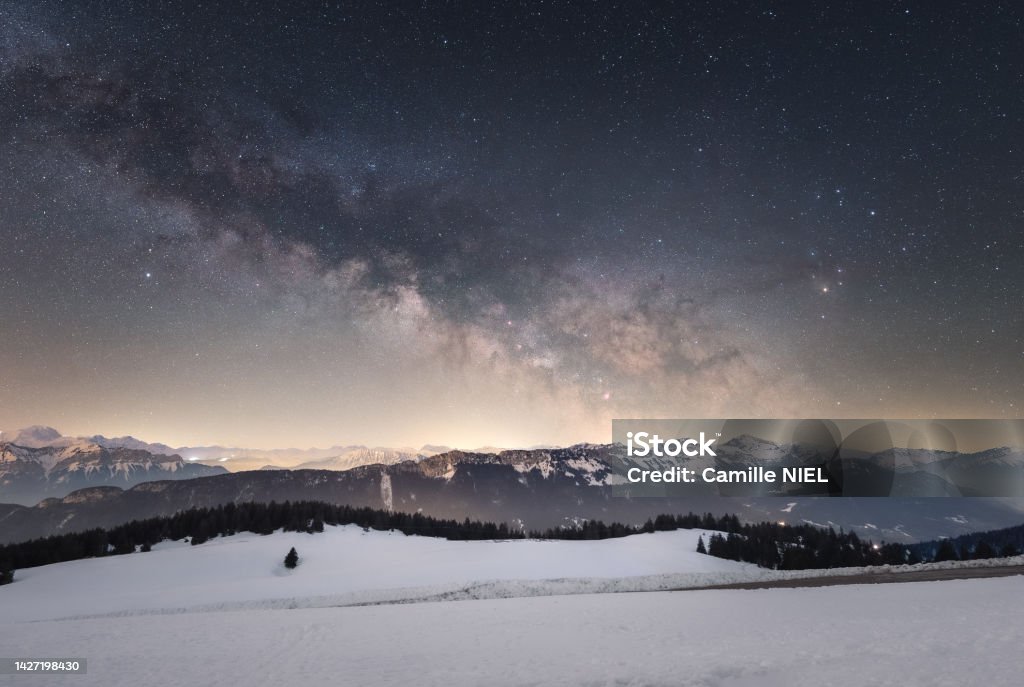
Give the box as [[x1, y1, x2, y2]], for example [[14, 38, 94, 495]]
[[0, 500, 525, 578], [0, 506, 742, 582], [908, 523, 1023, 563], [2, 501, 1022, 584], [696, 521, 888, 569], [697, 521, 1022, 570]]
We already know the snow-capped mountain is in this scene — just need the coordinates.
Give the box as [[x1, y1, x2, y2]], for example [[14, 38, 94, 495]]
[[1, 425, 65, 447], [2, 426, 192, 458], [0, 429, 226, 505], [293, 447, 431, 471], [87, 434, 178, 455], [0, 427, 437, 474], [3, 445, 1024, 546], [4, 427, 1024, 545], [954, 446, 1024, 469]]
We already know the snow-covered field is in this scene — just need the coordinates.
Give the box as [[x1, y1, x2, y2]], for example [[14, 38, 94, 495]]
[[1, 527, 1022, 686], [1, 526, 757, 621]]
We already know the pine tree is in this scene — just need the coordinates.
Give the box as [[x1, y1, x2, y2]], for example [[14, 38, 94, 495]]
[[0, 563, 13, 585], [696, 535, 707, 554], [707, 533, 729, 558], [933, 540, 958, 562], [972, 540, 995, 560], [284, 547, 299, 569]]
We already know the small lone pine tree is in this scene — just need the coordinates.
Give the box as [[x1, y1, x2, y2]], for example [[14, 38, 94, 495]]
[[284, 547, 299, 569], [696, 535, 707, 554]]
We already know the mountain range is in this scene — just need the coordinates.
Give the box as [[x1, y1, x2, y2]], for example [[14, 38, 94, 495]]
[[3, 427, 1024, 546], [0, 433, 227, 506], [2, 426, 469, 473]]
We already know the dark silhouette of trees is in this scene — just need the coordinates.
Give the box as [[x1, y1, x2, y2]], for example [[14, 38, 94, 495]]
[[696, 535, 706, 554], [0, 500, 535, 572], [933, 540, 959, 562], [909, 523, 1024, 562], [284, 547, 299, 569], [3, 499, 1023, 574]]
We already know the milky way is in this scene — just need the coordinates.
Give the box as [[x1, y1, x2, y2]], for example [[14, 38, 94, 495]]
[[0, 2, 1021, 448]]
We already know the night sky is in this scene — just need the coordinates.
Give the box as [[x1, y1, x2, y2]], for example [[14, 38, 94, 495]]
[[1, 1, 1021, 449]]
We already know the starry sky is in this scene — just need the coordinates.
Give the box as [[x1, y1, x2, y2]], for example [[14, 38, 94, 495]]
[[0, 1, 1021, 449]]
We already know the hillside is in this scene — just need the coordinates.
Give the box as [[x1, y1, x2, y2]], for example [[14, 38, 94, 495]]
[[0, 526, 754, 622], [0, 527, 1021, 686]]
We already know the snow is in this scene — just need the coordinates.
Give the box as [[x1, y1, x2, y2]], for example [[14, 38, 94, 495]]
[[0, 527, 754, 623], [3, 525, 1021, 624], [1, 577, 1021, 686], [293, 447, 424, 471], [0, 441, 103, 474], [512, 458, 555, 478], [379, 473, 393, 511], [1, 526, 1023, 685], [564, 457, 610, 485]]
